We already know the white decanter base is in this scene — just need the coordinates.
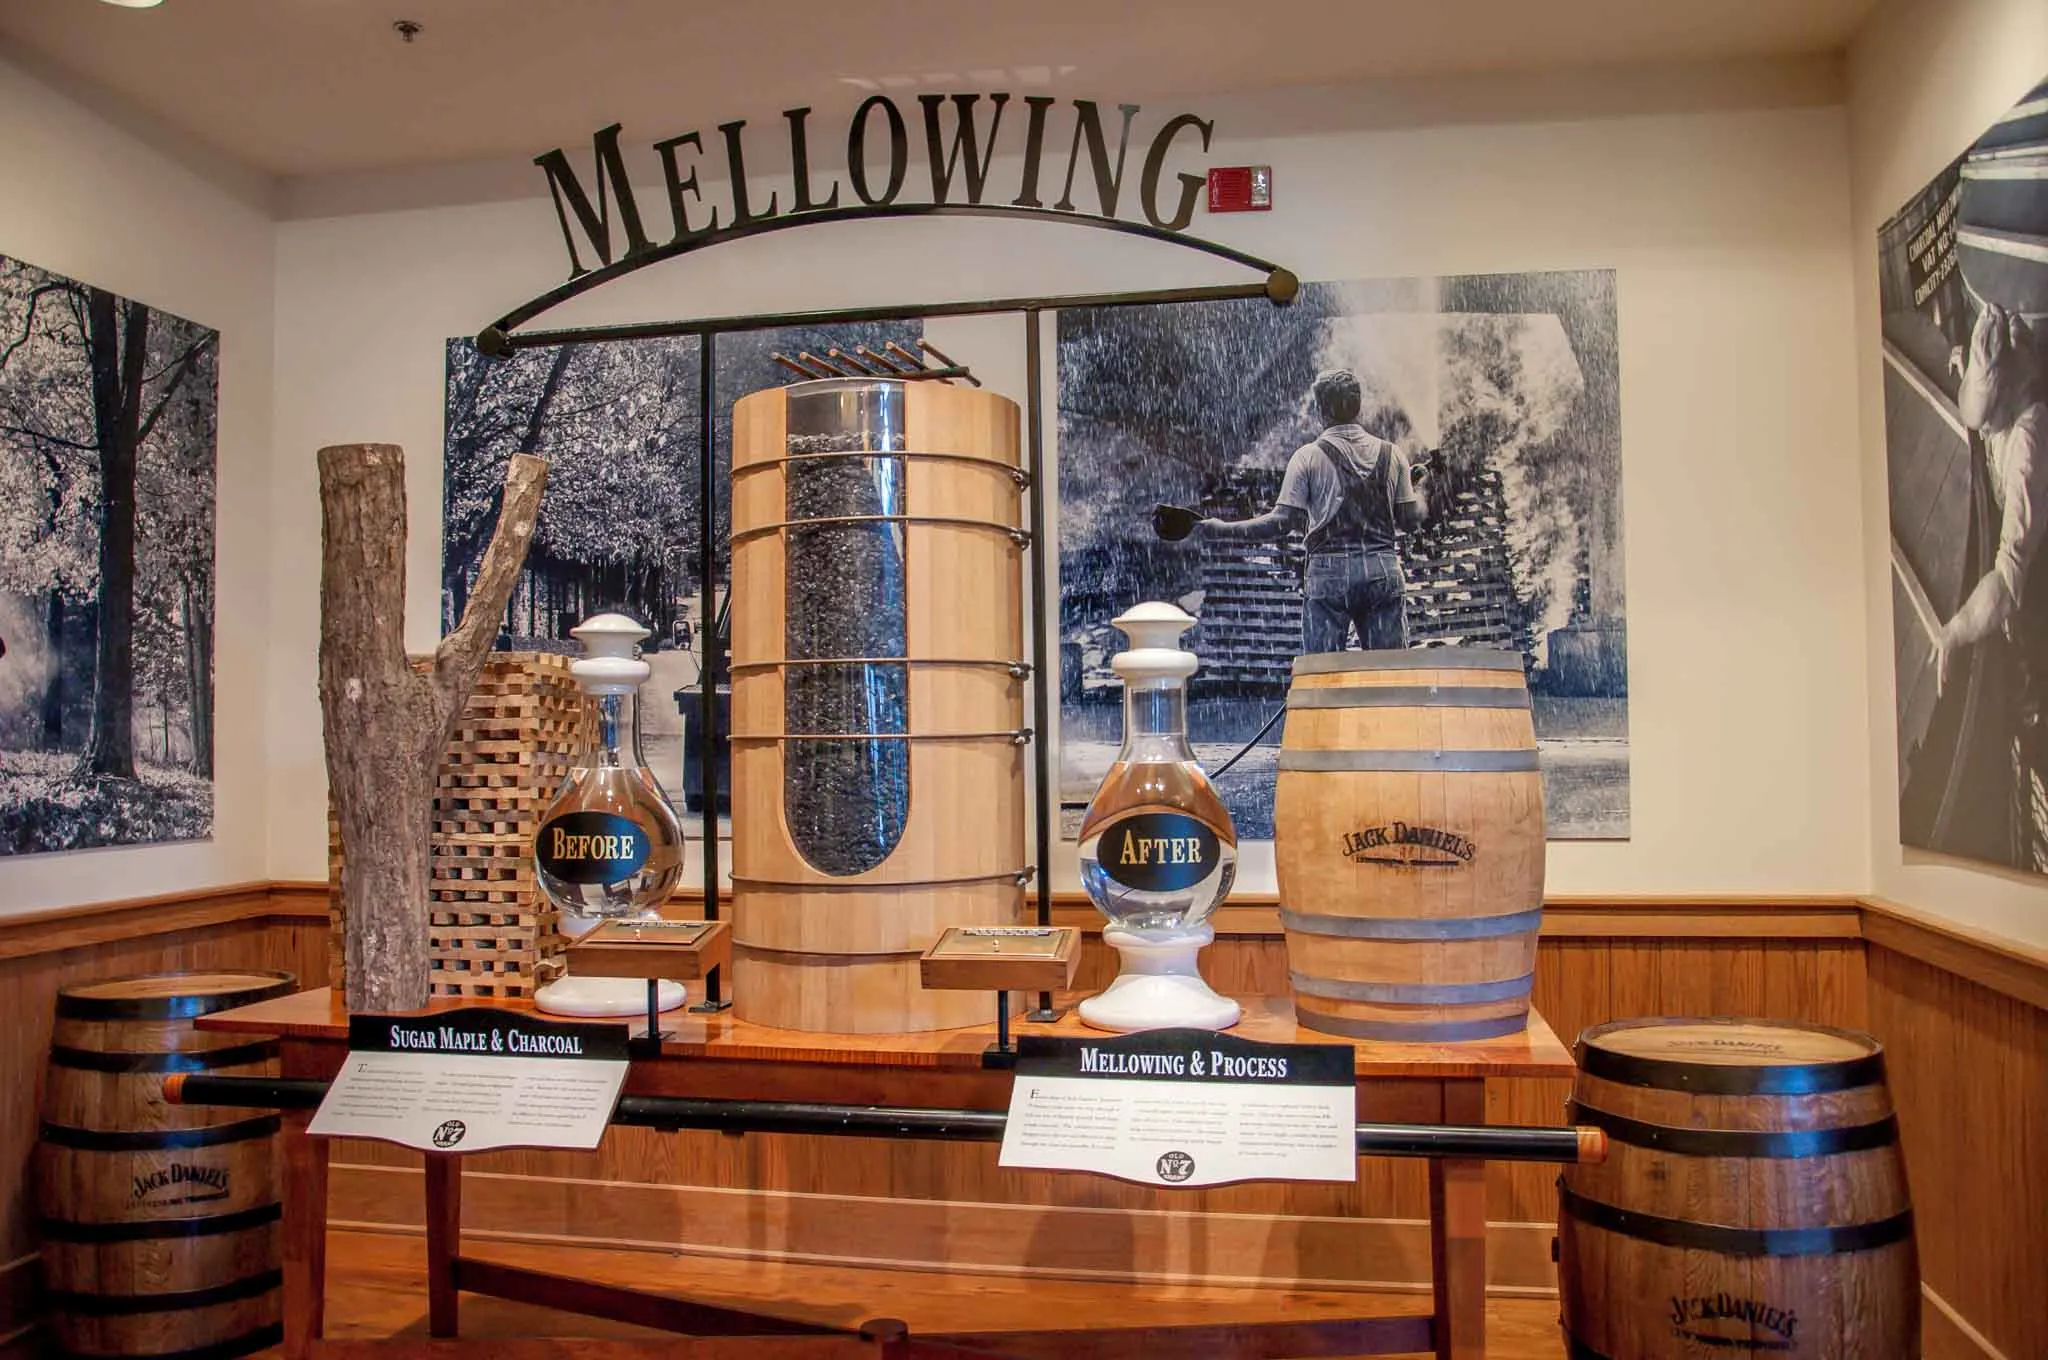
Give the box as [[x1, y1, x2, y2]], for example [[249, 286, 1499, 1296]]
[[533, 976, 685, 1018], [1078, 923, 1241, 1033]]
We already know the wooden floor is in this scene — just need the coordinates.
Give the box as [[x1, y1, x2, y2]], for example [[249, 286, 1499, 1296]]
[[310, 1228, 1570, 1357]]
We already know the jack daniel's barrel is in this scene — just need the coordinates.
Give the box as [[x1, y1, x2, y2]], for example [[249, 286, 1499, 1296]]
[[1559, 1019, 1920, 1358], [1273, 648, 1544, 1041], [35, 972, 294, 1360], [730, 379, 1027, 1031]]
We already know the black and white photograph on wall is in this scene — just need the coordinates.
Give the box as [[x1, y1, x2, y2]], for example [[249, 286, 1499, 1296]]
[[0, 254, 218, 855], [1882, 74, 2048, 875], [1057, 269, 1627, 841], [441, 321, 920, 820]]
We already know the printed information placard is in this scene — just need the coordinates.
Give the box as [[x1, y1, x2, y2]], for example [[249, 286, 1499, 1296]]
[[307, 1009, 629, 1154], [998, 1028, 1357, 1187]]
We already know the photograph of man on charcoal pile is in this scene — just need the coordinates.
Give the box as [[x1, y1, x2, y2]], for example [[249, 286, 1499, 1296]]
[[1056, 270, 1629, 840]]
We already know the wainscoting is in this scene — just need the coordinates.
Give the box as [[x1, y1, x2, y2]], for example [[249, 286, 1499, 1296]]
[[0, 884, 2039, 1357], [1866, 927, 2047, 1360]]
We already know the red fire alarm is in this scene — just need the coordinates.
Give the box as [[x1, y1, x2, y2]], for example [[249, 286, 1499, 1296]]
[[1207, 166, 1272, 213]]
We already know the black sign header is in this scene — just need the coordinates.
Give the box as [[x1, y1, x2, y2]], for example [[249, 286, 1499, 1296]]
[[349, 1008, 630, 1063], [1018, 1028, 1355, 1088]]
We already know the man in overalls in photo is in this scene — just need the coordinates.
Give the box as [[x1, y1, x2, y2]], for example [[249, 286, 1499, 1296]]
[[1195, 368, 1426, 653]]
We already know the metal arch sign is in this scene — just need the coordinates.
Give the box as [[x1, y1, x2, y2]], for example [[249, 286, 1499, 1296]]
[[483, 94, 1294, 350]]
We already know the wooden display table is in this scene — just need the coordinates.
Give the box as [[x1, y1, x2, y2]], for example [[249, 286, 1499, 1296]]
[[198, 988, 1577, 1360]]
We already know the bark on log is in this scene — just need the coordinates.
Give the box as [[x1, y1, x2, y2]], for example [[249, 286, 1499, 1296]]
[[319, 445, 547, 1013]]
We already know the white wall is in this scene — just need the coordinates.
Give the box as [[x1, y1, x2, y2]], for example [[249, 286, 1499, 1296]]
[[270, 87, 1870, 897], [1849, 0, 2048, 946], [0, 55, 276, 915]]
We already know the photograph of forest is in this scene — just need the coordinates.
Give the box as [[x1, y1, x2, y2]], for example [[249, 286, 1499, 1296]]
[[0, 254, 218, 855], [441, 322, 918, 810]]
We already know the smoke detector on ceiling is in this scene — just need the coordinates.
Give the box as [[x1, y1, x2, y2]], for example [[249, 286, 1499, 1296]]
[[392, 19, 422, 42], [97, 0, 165, 8]]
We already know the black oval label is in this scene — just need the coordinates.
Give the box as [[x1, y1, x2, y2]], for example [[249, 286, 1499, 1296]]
[[536, 811, 650, 884], [1097, 812, 1220, 892]]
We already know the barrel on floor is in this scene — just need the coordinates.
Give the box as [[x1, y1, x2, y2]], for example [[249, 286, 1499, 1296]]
[[34, 971, 294, 1360], [1558, 1017, 1920, 1358]]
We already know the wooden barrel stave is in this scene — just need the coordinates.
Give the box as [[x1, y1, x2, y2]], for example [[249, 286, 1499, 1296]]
[[729, 523, 1024, 668], [1558, 1018, 1920, 1358], [40, 1044, 281, 1135], [730, 948, 1016, 1033], [51, 1281, 281, 1359], [1274, 650, 1544, 1041], [732, 874, 1023, 956], [38, 1221, 279, 1296], [35, 973, 290, 1359], [731, 380, 1025, 1032]]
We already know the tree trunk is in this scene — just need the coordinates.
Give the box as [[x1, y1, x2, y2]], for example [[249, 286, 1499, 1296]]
[[82, 291, 144, 780], [41, 592, 66, 749], [183, 574, 214, 778], [319, 444, 546, 1012]]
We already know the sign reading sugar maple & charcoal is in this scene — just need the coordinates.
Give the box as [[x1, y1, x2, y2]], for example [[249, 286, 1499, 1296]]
[[307, 1009, 630, 1153], [534, 95, 1226, 278]]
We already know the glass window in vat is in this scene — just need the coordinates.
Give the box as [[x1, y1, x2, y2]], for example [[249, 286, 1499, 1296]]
[[782, 384, 910, 876]]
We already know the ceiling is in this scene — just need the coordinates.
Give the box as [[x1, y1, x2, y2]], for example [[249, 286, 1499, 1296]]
[[0, 0, 1881, 182]]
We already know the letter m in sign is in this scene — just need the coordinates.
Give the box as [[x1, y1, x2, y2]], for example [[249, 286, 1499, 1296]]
[[535, 124, 655, 277]]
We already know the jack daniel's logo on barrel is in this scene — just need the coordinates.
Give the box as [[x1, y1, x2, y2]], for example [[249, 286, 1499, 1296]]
[[132, 1162, 230, 1205], [1671, 1293, 1798, 1350], [537, 810, 651, 884], [1341, 821, 1475, 868], [1100, 812, 1219, 893]]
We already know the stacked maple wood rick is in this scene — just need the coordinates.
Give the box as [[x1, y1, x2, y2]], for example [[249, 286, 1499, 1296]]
[[1274, 648, 1546, 1041], [1559, 1018, 1920, 1357], [729, 378, 1029, 1032], [326, 653, 585, 999], [34, 972, 297, 1360]]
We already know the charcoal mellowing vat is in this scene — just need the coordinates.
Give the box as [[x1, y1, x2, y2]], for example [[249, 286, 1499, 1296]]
[[729, 378, 1028, 1032]]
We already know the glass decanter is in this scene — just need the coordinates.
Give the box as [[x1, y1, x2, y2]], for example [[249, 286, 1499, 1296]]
[[1075, 602, 1241, 1032], [532, 612, 687, 1017]]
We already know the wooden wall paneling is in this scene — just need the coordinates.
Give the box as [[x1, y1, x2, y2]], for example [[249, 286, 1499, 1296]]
[[0, 1250, 37, 1356], [0, 882, 324, 963], [1862, 897, 2048, 1012], [6, 883, 2041, 1344], [1867, 944, 2047, 1360]]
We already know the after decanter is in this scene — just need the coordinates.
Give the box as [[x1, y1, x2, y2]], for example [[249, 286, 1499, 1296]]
[[1076, 602, 1241, 1032], [532, 612, 687, 1018]]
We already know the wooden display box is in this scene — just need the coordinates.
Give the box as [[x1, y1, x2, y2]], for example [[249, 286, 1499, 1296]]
[[567, 919, 731, 981], [920, 926, 1080, 993], [328, 652, 590, 998]]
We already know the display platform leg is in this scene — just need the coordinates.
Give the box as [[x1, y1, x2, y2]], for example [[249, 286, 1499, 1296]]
[[1429, 1080, 1488, 1360], [282, 1112, 331, 1360], [426, 1153, 463, 1337]]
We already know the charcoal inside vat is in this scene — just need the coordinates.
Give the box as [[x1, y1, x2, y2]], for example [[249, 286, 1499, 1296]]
[[783, 381, 911, 876]]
